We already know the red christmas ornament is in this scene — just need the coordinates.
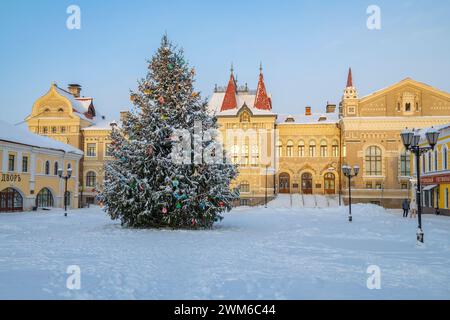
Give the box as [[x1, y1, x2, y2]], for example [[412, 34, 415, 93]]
[[219, 201, 224, 207], [158, 96, 165, 104], [162, 207, 168, 214], [191, 218, 196, 226]]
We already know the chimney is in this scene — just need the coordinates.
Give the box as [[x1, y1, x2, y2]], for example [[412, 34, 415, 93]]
[[68, 84, 82, 98], [120, 111, 129, 122], [305, 106, 312, 116], [326, 103, 336, 113]]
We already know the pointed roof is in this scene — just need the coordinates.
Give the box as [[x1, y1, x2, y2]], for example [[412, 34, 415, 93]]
[[254, 64, 272, 111], [220, 67, 238, 112], [346, 67, 353, 88]]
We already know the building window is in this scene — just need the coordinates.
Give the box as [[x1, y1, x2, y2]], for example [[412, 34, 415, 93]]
[[375, 183, 382, 189], [54, 162, 59, 176], [422, 154, 426, 174], [309, 140, 316, 157], [240, 112, 250, 123], [45, 161, 50, 175], [428, 152, 432, 172], [241, 145, 249, 166], [444, 147, 448, 170], [405, 103, 411, 112], [366, 182, 373, 189], [298, 141, 305, 157], [401, 183, 408, 190], [286, 141, 294, 157], [51, 126, 57, 134], [332, 141, 339, 157], [61, 126, 66, 134], [42, 127, 48, 134], [435, 150, 439, 171], [86, 171, 97, 187], [22, 156, 28, 173], [251, 145, 259, 166], [240, 181, 250, 193], [365, 146, 382, 176], [105, 143, 112, 157], [86, 143, 97, 157], [320, 140, 328, 157], [231, 145, 239, 164], [400, 150, 411, 176], [36, 188, 54, 208], [8, 155, 15, 172], [276, 141, 282, 158]]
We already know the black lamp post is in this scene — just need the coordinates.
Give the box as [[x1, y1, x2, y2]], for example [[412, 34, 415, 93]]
[[401, 127, 440, 243], [58, 167, 73, 217], [342, 164, 360, 222]]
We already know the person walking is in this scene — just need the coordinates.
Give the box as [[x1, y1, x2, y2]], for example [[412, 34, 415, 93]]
[[410, 198, 417, 219], [402, 199, 410, 218]]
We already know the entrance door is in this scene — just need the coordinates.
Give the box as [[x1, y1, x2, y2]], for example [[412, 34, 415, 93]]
[[324, 173, 336, 194], [279, 173, 290, 194], [301, 173, 313, 194], [0, 188, 23, 212]]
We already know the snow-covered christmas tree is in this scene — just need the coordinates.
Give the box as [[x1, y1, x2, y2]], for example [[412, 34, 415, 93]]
[[99, 35, 239, 229]]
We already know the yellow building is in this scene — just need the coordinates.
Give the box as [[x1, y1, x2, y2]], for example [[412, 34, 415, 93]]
[[26, 83, 115, 206], [209, 67, 341, 205], [340, 69, 450, 208], [0, 120, 82, 212], [416, 124, 450, 215]]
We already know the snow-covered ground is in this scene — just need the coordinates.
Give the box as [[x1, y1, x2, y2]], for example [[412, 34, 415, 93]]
[[1, 196, 450, 300]]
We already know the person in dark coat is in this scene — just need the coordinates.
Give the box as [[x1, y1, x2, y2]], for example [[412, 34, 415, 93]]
[[402, 199, 410, 218]]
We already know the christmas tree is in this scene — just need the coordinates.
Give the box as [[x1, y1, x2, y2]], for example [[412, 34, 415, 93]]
[[99, 35, 239, 229]]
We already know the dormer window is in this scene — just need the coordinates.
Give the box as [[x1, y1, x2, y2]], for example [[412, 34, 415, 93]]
[[285, 116, 295, 123], [58, 108, 64, 112], [240, 112, 250, 123], [405, 103, 411, 112]]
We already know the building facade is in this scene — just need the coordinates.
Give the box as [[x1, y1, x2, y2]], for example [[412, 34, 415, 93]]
[[26, 83, 114, 206], [416, 124, 450, 215], [0, 120, 82, 212], [24, 68, 450, 210]]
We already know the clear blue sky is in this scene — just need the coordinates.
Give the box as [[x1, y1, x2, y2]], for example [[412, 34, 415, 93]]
[[1, 0, 449, 124]]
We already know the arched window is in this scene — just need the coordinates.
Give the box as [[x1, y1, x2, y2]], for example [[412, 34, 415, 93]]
[[276, 141, 283, 158], [365, 146, 382, 176], [45, 161, 50, 175], [320, 140, 328, 157], [400, 149, 410, 177], [309, 140, 316, 157], [86, 171, 97, 188], [54, 162, 59, 176], [0, 188, 23, 212], [298, 140, 305, 157], [240, 112, 250, 123], [286, 140, 294, 157], [239, 181, 250, 193], [36, 188, 54, 208], [332, 140, 339, 157], [443, 147, 448, 170]]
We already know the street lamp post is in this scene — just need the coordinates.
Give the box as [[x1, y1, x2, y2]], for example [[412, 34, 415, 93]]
[[342, 164, 360, 222], [401, 127, 440, 243], [58, 167, 73, 217]]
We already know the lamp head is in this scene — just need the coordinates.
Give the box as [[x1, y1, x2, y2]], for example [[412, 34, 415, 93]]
[[411, 133, 421, 148], [426, 127, 440, 150], [67, 167, 73, 178], [353, 165, 360, 176], [400, 128, 413, 149], [342, 165, 350, 176], [57, 168, 63, 178]]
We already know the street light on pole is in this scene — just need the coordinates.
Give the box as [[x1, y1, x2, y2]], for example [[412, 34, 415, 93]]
[[401, 127, 440, 244], [342, 164, 359, 222], [58, 167, 73, 217]]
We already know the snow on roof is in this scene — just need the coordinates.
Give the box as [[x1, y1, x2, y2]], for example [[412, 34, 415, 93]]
[[82, 119, 121, 131], [208, 92, 275, 116], [54, 86, 89, 114], [0, 120, 83, 155], [277, 112, 339, 125]]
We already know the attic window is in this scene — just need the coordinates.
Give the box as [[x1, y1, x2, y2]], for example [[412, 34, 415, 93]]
[[285, 116, 295, 123], [240, 112, 250, 123], [318, 116, 327, 122], [44, 108, 50, 113], [405, 103, 411, 112], [58, 108, 64, 112]]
